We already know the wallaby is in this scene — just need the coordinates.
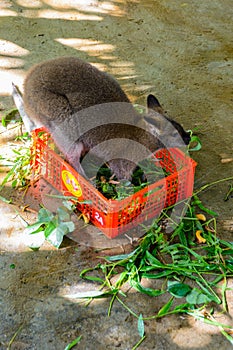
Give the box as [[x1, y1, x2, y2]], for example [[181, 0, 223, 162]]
[[14, 57, 190, 182]]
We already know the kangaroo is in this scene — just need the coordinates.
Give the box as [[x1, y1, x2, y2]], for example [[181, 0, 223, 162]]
[[15, 57, 190, 181]]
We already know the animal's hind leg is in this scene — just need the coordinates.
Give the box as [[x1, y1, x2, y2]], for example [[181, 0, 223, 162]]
[[12, 83, 38, 132]]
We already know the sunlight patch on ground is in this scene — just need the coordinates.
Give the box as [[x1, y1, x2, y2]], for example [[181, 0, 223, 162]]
[[7, 0, 126, 17], [0, 70, 25, 95], [44, 0, 126, 16], [55, 38, 115, 58], [0, 40, 29, 57], [0, 9, 17, 16], [0, 40, 29, 93], [55, 38, 137, 76], [110, 62, 136, 77], [0, 0, 126, 19], [23, 9, 103, 21], [0, 57, 24, 69], [16, 0, 43, 8]]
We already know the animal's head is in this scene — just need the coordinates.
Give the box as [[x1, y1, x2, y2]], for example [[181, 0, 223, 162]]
[[146, 94, 191, 146], [106, 95, 191, 183]]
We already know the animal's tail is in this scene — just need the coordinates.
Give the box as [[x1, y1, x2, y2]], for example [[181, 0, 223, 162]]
[[12, 82, 36, 132]]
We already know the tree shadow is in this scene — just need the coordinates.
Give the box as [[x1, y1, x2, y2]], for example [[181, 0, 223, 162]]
[[0, 0, 151, 107]]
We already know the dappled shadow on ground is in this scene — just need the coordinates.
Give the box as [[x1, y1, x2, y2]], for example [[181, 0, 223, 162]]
[[1, 243, 233, 350], [0, 0, 151, 104], [0, 0, 233, 348]]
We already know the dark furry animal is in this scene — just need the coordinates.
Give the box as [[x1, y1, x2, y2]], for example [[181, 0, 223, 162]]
[[21, 57, 190, 181]]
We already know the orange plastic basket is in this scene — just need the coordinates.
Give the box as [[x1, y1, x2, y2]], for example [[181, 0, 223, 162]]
[[31, 128, 197, 238]]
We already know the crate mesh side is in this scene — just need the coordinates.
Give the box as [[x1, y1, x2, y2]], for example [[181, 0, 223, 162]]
[[31, 129, 197, 238]]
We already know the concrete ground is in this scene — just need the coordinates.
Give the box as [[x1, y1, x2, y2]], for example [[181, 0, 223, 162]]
[[0, 0, 232, 349]]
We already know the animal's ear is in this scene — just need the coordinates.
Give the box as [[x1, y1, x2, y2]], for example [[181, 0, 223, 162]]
[[147, 94, 164, 114]]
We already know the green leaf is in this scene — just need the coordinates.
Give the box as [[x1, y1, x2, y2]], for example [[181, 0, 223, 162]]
[[191, 311, 233, 328], [131, 335, 146, 350], [138, 314, 145, 338], [47, 226, 66, 248], [64, 335, 82, 350], [105, 248, 139, 262], [62, 200, 75, 211], [12, 179, 18, 188], [115, 271, 129, 288], [172, 303, 192, 313], [186, 288, 212, 305], [178, 228, 188, 247], [80, 266, 100, 279], [1, 108, 19, 127], [157, 298, 174, 317], [130, 280, 165, 297], [167, 281, 192, 298], [60, 221, 75, 233], [145, 251, 164, 268], [0, 162, 18, 188], [80, 275, 105, 283], [195, 280, 221, 304], [44, 222, 57, 238], [0, 195, 12, 204], [192, 195, 218, 217], [219, 240, 233, 249], [188, 135, 202, 151], [142, 271, 174, 279], [57, 207, 70, 221], [24, 222, 45, 235], [38, 207, 54, 222]]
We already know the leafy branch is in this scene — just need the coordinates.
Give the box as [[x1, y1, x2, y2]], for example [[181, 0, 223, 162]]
[[75, 195, 233, 346]]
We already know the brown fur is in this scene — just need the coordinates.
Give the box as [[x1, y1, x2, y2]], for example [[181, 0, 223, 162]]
[[23, 57, 190, 181]]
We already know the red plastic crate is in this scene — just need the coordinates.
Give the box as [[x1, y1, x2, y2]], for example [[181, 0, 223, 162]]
[[30, 128, 197, 238]]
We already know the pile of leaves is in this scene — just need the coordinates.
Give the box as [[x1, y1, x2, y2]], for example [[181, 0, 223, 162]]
[[77, 194, 233, 347], [95, 158, 170, 200], [91, 130, 201, 200], [0, 136, 31, 192]]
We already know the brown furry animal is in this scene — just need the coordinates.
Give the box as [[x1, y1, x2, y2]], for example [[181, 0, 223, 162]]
[[21, 57, 190, 181]]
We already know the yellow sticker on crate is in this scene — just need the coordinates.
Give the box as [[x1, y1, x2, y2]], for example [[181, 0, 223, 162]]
[[62, 170, 82, 198]]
